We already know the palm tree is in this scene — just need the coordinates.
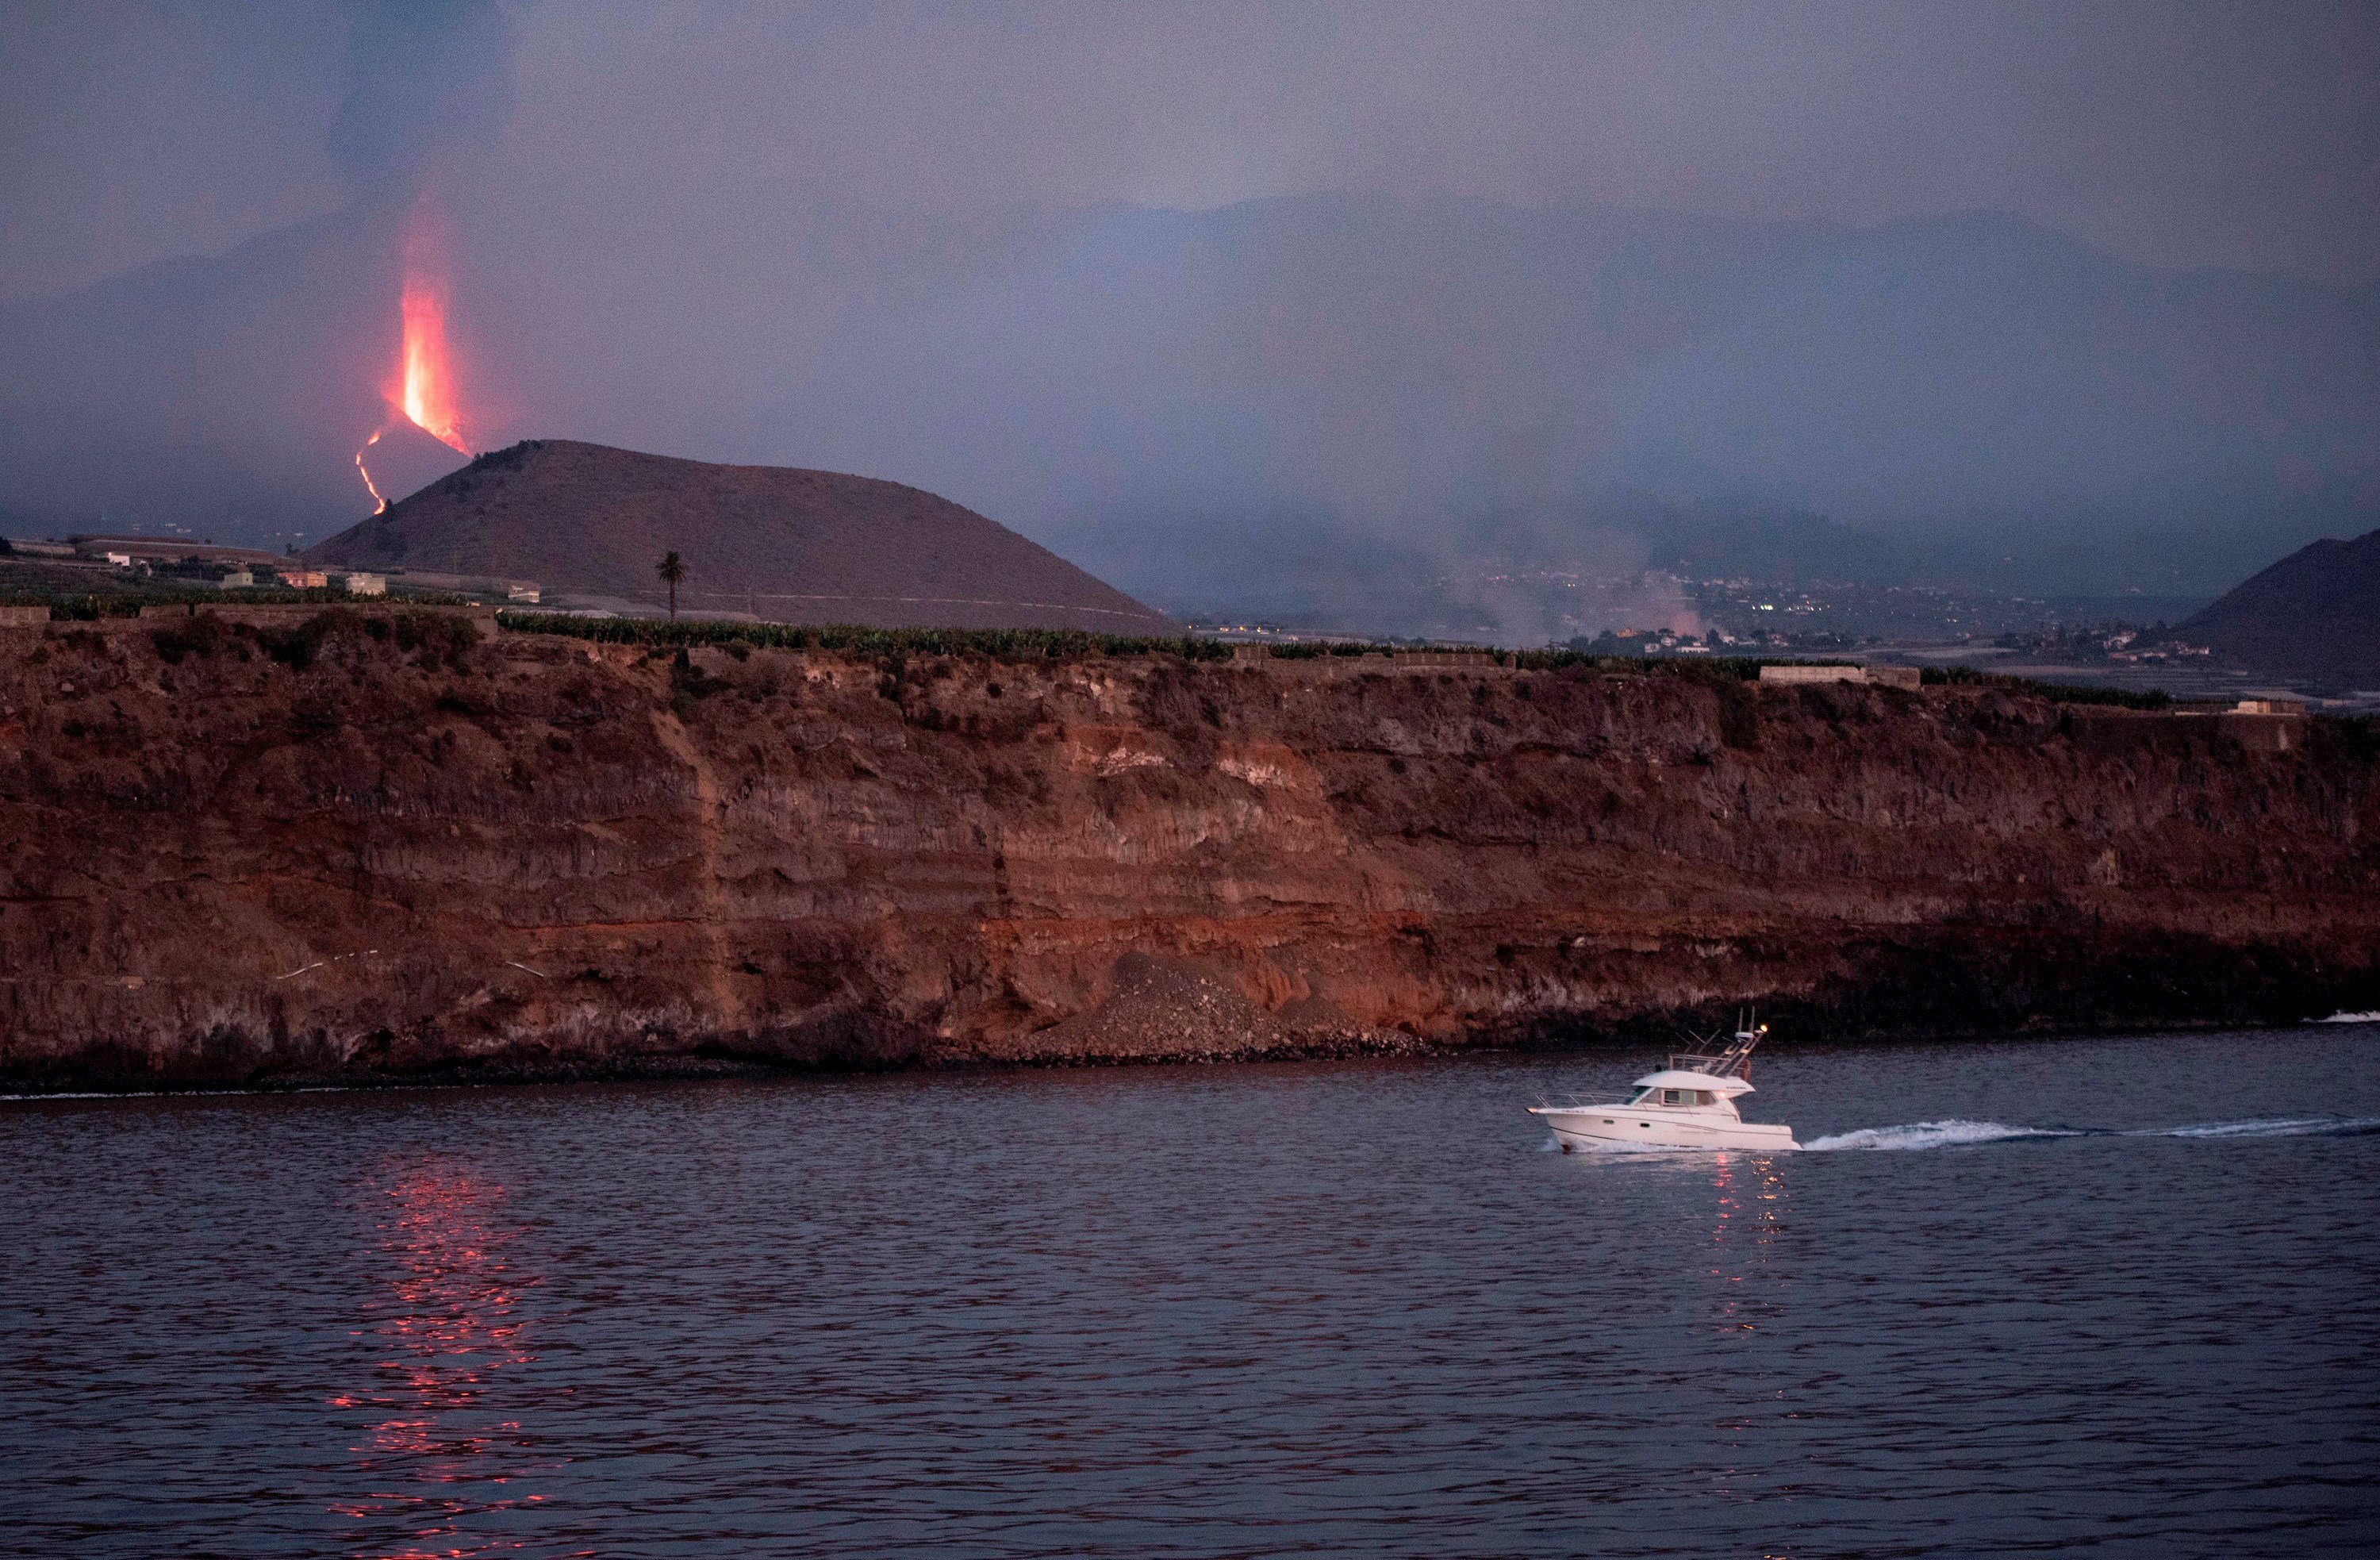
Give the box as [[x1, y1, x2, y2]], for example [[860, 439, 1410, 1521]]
[[655, 550, 686, 621]]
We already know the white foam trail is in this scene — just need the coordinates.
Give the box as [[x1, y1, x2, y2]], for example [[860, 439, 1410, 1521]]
[[0, 1084, 370, 1104], [1803, 1120, 2075, 1151], [1799, 1115, 2380, 1151], [0, 1092, 133, 1101], [2317, 1011, 2380, 1024], [2150, 1116, 2380, 1139]]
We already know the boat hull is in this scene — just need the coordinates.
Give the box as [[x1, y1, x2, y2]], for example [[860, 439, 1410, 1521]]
[[1530, 1106, 1798, 1153]]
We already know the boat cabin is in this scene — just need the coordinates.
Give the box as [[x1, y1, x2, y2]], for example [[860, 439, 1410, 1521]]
[[1624, 1068, 1753, 1110]]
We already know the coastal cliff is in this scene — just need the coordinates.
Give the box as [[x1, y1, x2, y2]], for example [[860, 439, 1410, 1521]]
[[3, 612, 2376, 1089]]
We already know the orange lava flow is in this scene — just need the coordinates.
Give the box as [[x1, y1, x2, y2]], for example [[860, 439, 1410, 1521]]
[[354, 428, 388, 514]]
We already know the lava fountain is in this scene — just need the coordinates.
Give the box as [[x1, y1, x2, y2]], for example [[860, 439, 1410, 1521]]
[[397, 268, 468, 454], [355, 217, 472, 513]]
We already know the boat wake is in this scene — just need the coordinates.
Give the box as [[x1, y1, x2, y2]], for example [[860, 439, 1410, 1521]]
[[1803, 1120, 2071, 1151], [2151, 1116, 2380, 1139], [0, 1084, 369, 1104], [1802, 1115, 2380, 1151]]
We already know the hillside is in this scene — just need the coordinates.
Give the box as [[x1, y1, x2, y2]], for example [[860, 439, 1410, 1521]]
[[2, 614, 2376, 1088], [305, 438, 1175, 631], [2175, 527, 2380, 686]]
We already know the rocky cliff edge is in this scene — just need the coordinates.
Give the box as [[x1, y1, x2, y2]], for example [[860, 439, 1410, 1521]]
[[2, 611, 2376, 1089]]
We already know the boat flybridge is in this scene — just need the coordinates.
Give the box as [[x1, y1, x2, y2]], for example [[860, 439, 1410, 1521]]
[[1530, 1016, 1798, 1152]]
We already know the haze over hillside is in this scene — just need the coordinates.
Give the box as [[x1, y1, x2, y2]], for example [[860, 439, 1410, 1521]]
[[305, 438, 1173, 632], [797, 201, 2380, 610], [3, 197, 2373, 617]]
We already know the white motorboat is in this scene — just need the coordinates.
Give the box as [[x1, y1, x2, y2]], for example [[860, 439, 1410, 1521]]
[[1530, 1018, 1798, 1152]]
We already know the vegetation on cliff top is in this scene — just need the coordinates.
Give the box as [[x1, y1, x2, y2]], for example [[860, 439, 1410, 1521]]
[[487, 610, 2181, 707], [1917, 664, 2171, 709], [496, 610, 1237, 663], [0, 590, 2183, 711]]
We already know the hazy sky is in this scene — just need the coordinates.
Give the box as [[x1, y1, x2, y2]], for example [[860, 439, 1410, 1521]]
[[6, 0, 2375, 305], [2, 1, 2375, 611]]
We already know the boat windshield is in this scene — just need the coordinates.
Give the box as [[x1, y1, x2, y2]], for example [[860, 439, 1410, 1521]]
[[1626, 1084, 1719, 1105]]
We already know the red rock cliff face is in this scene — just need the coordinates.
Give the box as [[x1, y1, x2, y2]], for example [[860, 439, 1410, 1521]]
[[2, 614, 2376, 1088]]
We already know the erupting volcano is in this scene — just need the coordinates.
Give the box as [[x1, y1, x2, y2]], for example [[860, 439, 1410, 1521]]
[[355, 217, 472, 513]]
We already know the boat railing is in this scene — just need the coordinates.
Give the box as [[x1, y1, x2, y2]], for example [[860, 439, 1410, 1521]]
[[1668, 1028, 1764, 1080]]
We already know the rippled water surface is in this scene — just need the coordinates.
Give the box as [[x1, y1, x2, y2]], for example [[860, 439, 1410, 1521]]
[[6, 1026, 2378, 1557]]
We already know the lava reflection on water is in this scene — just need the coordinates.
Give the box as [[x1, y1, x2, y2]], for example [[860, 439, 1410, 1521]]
[[330, 1162, 550, 1558]]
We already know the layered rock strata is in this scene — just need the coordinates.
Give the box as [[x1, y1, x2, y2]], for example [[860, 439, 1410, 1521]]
[[2, 612, 2376, 1088]]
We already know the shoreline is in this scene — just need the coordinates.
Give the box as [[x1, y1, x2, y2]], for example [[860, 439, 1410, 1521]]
[[8, 1009, 2373, 1101]]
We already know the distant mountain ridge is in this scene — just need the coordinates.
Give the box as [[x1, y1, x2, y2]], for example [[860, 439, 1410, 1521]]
[[305, 439, 1174, 632], [3, 194, 2374, 599], [2174, 528, 2380, 686], [785, 197, 2380, 601]]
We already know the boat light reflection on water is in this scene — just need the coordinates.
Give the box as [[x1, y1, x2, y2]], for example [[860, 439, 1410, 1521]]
[[1703, 1151, 1788, 1338]]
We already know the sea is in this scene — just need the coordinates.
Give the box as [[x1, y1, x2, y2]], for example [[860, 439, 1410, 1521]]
[[4, 1024, 2376, 1558]]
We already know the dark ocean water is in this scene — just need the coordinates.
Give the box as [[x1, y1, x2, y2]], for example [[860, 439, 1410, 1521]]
[[4, 1025, 2378, 1558]]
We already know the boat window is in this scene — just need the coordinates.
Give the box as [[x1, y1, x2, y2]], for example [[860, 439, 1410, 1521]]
[[1662, 1089, 1687, 1105], [1627, 1085, 1656, 1104], [1695, 1090, 1716, 1106]]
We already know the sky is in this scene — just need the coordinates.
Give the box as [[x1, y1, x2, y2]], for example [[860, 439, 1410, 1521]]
[[6, 0, 2374, 303], [2, 0, 2375, 612]]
